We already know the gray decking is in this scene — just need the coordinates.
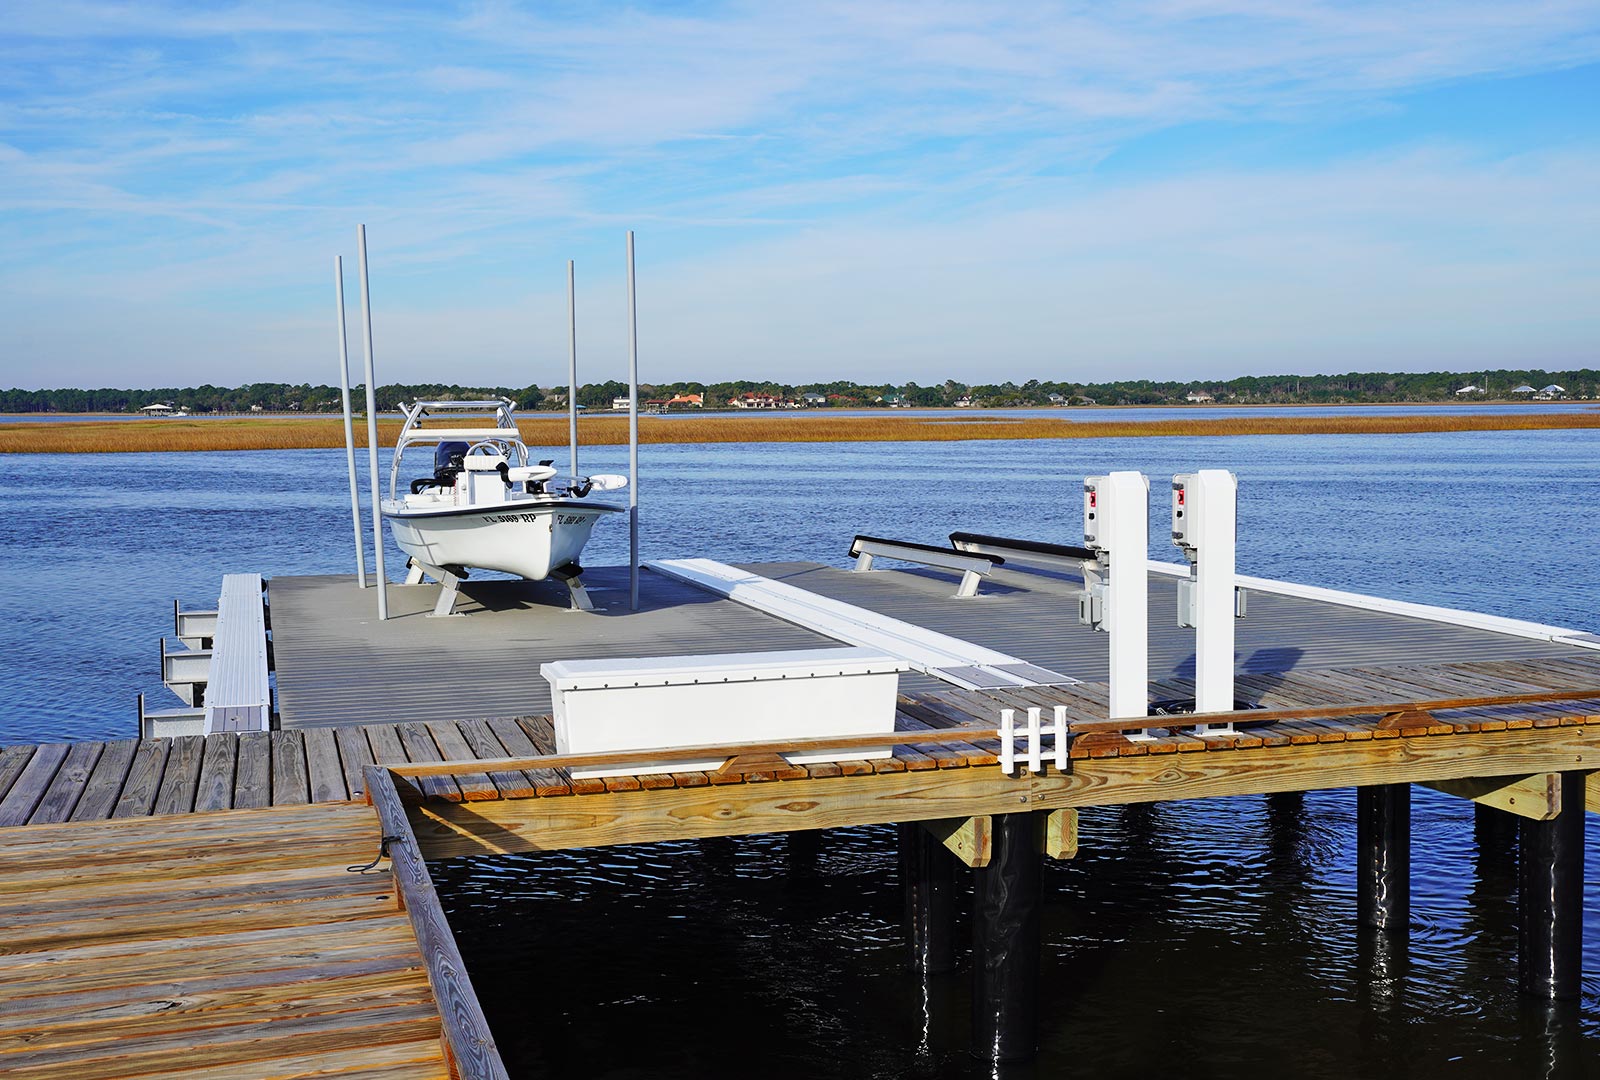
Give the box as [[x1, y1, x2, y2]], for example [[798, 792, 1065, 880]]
[[268, 567, 842, 728], [747, 561, 1582, 682], [269, 559, 1586, 729]]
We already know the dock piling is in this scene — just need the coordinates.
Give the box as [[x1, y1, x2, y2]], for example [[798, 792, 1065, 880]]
[[899, 823, 957, 975], [1356, 784, 1410, 932], [1517, 771, 1584, 1000], [971, 812, 1041, 1064]]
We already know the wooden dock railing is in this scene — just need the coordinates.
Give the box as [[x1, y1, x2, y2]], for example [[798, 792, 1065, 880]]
[[364, 765, 511, 1080]]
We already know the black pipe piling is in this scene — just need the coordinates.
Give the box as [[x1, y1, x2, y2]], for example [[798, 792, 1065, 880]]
[[1518, 772, 1585, 1000], [897, 823, 956, 975], [1356, 784, 1410, 932], [971, 813, 1041, 1065]]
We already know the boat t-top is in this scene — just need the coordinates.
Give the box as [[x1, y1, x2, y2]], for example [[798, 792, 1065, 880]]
[[380, 398, 625, 612]]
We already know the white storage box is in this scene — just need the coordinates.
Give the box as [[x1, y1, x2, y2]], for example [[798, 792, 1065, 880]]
[[541, 648, 908, 779]]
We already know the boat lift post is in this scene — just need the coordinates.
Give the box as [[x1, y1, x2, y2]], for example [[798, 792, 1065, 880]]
[[567, 259, 579, 478], [626, 231, 640, 612], [1080, 471, 1149, 720], [1171, 469, 1241, 730], [333, 255, 367, 589], [356, 224, 388, 621]]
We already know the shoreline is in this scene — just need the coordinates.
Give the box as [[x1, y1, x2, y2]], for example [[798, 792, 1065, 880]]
[[0, 398, 1588, 421], [2, 410, 1598, 453]]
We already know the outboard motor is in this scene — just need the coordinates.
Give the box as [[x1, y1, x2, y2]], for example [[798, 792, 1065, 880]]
[[433, 441, 469, 486]]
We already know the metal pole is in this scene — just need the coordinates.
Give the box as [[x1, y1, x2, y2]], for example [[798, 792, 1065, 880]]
[[567, 260, 579, 478], [356, 224, 388, 621], [334, 256, 367, 588], [626, 231, 640, 612]]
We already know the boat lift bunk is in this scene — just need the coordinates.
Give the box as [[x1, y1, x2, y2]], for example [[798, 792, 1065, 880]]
[[848, 535, 1002, 598]]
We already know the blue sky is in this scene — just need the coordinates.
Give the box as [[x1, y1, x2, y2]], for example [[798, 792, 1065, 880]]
[[1, 2, 1597, 388]]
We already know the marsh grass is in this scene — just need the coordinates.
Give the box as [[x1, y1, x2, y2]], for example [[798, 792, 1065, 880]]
[[2, 411, 1598, 453]]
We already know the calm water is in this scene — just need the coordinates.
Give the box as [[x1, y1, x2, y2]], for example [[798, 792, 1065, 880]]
[[1, 429, 1597, 1076]]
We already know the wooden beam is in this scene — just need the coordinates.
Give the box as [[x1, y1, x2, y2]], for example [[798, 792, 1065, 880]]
[[1037, 808, 1078, 860], [364, 767, 510, 1080], [922, 815, 992, 866], [1422, 773, 1563, 820], [403, 726, 1600, 859]]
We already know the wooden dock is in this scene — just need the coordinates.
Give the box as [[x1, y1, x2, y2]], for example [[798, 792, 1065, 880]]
[[0, 802, 455, 1079], [5, 650, 1600, 1076]]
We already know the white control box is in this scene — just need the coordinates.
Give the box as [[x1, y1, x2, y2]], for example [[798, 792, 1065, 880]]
[[1171, 475, 1192, 547], [1083, 476, 1103, 548]]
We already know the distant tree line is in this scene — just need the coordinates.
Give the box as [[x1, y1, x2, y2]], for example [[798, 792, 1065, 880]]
[[2, 369, 1596, 414]]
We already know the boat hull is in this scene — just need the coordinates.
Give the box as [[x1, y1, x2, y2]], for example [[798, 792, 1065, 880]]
[[382, 500, 620, 581]]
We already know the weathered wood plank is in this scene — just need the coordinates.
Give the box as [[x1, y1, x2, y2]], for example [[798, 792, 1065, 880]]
[[366, 767, 510, 1080], [152, 735, 205, 816], [457, 721, 536, 799], [485, 718, 567, 797], [27, 742, 103, 826], [270, 729, 310, 806], [67, 740, 138, 822], [233, 730, 271, 810], [422, 722, 496, 801], [0, 744, 69, 828], [109, 740, 170, 819], [192, 733, 237, 813], [0, 745, 35, 804], [302, 727, 348, 804], [395, 723, 461, 803], [335, 726, 376, 801]]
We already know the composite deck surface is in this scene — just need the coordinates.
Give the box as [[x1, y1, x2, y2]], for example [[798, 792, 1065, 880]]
[[270, 559, 1589, 729], [0, 801, 449, 1079]]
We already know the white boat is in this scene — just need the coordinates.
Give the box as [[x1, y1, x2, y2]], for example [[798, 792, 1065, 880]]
[[380, 399, 625, 603]]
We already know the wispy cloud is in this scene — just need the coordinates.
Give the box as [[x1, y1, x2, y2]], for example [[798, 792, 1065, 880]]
[[0, 2, 1597, 385]]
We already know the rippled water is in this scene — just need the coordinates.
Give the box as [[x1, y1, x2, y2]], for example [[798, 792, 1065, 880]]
[[1, 428, 1597, 1076]]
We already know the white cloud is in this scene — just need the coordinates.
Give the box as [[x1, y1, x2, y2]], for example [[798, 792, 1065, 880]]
[[0, 2, 1597, 386]]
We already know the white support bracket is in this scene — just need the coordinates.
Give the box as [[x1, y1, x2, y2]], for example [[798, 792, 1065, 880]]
[[402, 558, 470, 617]]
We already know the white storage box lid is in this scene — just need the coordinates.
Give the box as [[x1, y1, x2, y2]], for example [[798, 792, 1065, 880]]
[[541, 647, 908, 692]]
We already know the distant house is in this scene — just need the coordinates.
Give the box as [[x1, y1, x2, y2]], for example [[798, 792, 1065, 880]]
[[954, 396, 975, 408], [249, 404, 264, 412], [138, 403, 175, 415], [612, 396, 633, 410], [1047, 393, 1065, 405], [802, 392, 827, 406], [1455, 385, 1480, 396], [1185, 390, 1214, 403], [1510, 385, 1537, 395], [666, 393, 703, 408], [1536, 384, 1566, 400], [731, 392, 780, 409], [879, 393, 907, 408]]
